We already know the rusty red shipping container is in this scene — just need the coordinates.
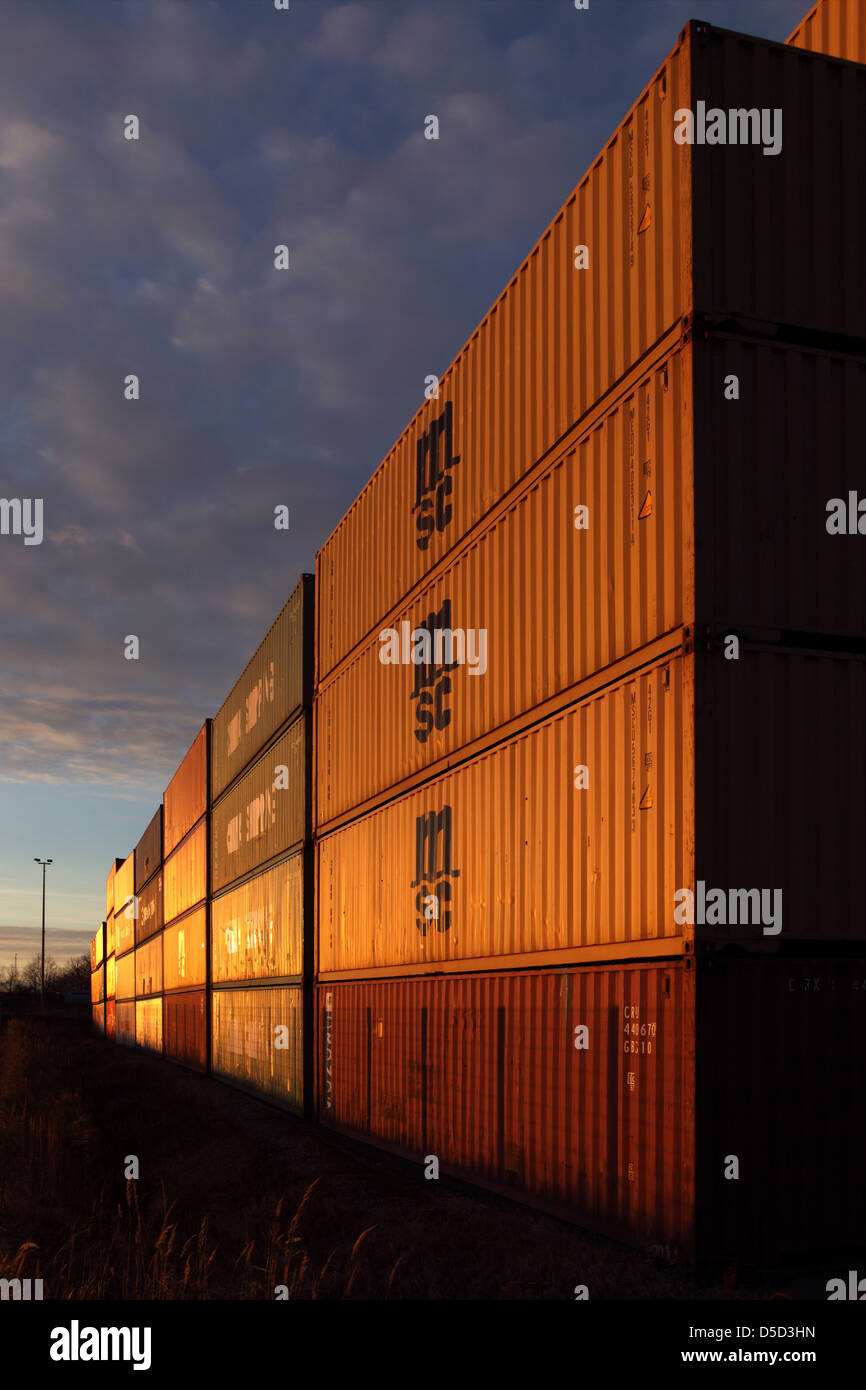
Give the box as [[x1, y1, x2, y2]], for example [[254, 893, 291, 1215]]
[[106, 998, 116, 1041], [164, 723, 208, 856], [211, 575, 313, 802], [135, 869, 163, 944], [787, 0, 866, 63], [134, 806, 163, 893], [116, 1000, 135, 1047], [163, 989, 207, 1072], [318, 955, 866, 1265], [317, 22, 866, 680], [211, 715, 307, 894]]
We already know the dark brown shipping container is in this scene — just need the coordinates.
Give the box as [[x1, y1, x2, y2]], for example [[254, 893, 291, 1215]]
[[211, 715, 307, 894], [135, 869, 163, 944], [116, 1000, 135, 1047], [163, 989, 207, 1072], [317, 23, 866, 680], [211, 575, 313, 802], [164, 723, 208, 856], [106, 998, 116, 1041], [134, 806, 163, 893], [787, 0, 866, 63], [91, 1002, 105, 1037], [318, 955, 866, 1265]]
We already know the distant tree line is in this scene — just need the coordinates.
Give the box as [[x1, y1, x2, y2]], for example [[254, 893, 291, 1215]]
[[0, 953, 90, 995]]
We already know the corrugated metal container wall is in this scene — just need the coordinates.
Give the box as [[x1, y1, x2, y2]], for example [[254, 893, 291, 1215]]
[[135, 936, 163, 998], [163, 990, 207, 1071], [134, 806, 163, 893], [90, 969, 104, 1004], [212, 986, 304, 1114], [211, 853, 304, 984], [317, 25, 866, 680], [116, 950, 135, 1002], [163, 724, 208, 856], [114, 853, 135, 919], [211, 716, 307, 894], [318, 964, 692, 1252], [163, 821, 207, 925], [694, 336, 866, 638], [116, 1001, 135, 1047], [92, 1003, 105, 1036], [135, 998, 163, 1054], [90, 936, 97, 973], [696, 954, 866, 1263], [106, 858, 122, 919], [106, 955, 116, 998], [116, 905, 135, 959], [787, 0, 866, 63], [135, 870, 163, 944], [318, 653, 690, 975], [163, 906, 207, 992], [106, 998, 116, 1040], [211, 577, 312, 801], [695, 646, 866, 943], [318, 343, 693, 824], [106, 914, 115, 959], [94, 922, 104, 968]]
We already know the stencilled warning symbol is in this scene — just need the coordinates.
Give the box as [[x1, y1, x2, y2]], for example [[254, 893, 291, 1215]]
[[638, 489, 653, 519], [639, 785, 653, 810]]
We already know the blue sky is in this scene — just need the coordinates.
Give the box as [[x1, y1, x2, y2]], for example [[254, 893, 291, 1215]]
[[0, 0, 812, 967]]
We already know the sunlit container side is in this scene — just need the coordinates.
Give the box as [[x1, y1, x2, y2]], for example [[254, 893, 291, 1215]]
[[90, 967, 105, 1004], [116, 950, 135, 1002], [115, 901, 135, 958], [318, 964, 692, 1253], [106, 955, 116, 999], [93, 921, 104, 968], [106, 998, 116, 1041], [317, 24, 866, 680], [106, 913, 115, 959], [134, 806, 163, 893], [164, 723, 208, 856], [212, 985, 303, 1113], [116, 1001, 135, 1047], [163, 905, 207, 992], [163, 820, 207, 925], [211, 715, 307, 894], [163, 989, 207, 1072], [135, 998, 163, 1055], [113, 852, 135, 920], [135, 935, 163, 998], [318, 653, 690, 975], [787, 0, 866, 63], [106, 858, 123, 919], [211, 852, 304, 984], [134, 870, 164, 945], [211, 576, 314, 802], [318, 344, 693, 824], [694, 644, 866, 944], [92, 1003, 105, 1036], [90, 935, 97, 974]]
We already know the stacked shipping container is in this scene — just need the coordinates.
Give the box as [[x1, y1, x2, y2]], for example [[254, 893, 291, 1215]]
[[209, 575, 314, 1115], [160, 727, 208, 1068], [787, 0, 866, 63], [313, 17, 866, 1265]]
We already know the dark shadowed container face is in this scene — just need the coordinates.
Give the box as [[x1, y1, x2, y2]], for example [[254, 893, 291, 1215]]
[[211, 577, 312, 801], [318, 964, 694, 1256], [163, 990, 207, 1072], [135, 806, 163, 893], [91, 1003, 105, 1036], [164, 725, 208, 857], [212, 985, 303, 1114]]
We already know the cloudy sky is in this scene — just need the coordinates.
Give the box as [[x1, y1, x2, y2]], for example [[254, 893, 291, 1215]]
[[0, 0, 810, 967]]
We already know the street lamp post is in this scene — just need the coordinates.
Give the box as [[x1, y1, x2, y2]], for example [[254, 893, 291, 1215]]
[[34, 858, 53, 1008]]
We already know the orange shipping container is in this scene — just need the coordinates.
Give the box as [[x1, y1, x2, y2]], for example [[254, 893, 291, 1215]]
[[212, 985, 303, 1114], [134, 806, 163, 893], [106, 913, 115, 959], [211, 853, 304, 984], [92, 922, 104, 968], [212, 576, 313, 801], [135, 998, 163, 1054], [317, 23, 866, 679], [163, 990, 207, 1072], [116, 1001, 135, 1047], [113, 852, 135, 919], [106, 858, 122, 919], [135, 870, 163, 944], [211, 716, 307, 894], [163, 906, 207, 992], [318, 956, 866, 1265], [115, 901, 135, 957], [164, 724, 208, 856], [106, 955, 116, 999], [90, 967, 104, 1004], [106, 998, 116, 1041], [116, 950, 135, 1002], [163, 820, 207, 925], [787, 0, 866, 63], [135, 936, 163, 998]]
